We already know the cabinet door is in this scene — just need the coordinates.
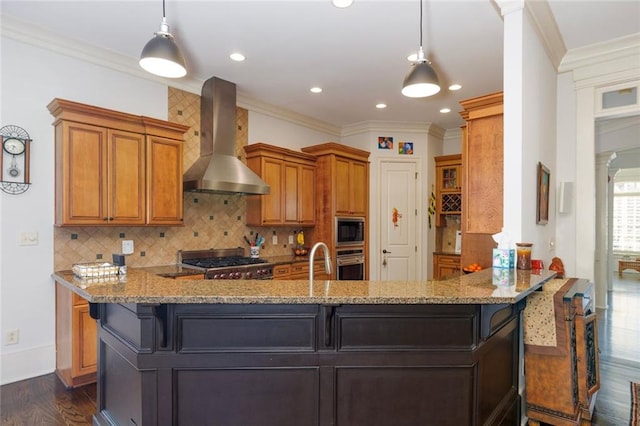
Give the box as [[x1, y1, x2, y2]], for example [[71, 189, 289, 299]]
[[109, 129, 145, 225], [283, 162, 300, 225], [335, 158, 367, 216], [350, 160, 368, 216], [57, 121, 108, 225], [464, 114, 503, 234], [298, 164, 316, 225], [72, 304, 97, 377], [147, 135, 183, 225], [433, 255, 460, 280]]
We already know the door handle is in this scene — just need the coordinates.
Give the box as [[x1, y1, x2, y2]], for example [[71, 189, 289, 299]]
[[382, 249, 391, 254]]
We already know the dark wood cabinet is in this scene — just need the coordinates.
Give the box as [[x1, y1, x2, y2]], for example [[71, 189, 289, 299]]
[[92, 301, 525, 425]]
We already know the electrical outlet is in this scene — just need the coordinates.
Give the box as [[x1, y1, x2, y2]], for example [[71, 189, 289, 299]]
[[288, 235, 294, 244], [5, 329, 18, 345], [122, 240, 134, 255], [272, 235, 278, 245]]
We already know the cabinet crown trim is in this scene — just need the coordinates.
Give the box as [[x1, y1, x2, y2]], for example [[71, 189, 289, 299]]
[[48, 98, 189, 139]]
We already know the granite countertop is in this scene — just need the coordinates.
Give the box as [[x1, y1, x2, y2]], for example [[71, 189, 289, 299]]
[[52, 267, 556, 305]]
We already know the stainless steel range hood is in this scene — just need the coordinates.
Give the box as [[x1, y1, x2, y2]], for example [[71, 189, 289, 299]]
[[183, 77, 270, 195]]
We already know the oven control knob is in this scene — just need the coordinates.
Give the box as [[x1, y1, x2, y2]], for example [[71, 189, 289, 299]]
[[233, 272, 242, 279], [211, 274, 219, 279], [220, 273, 228, 279], [246, 272, 253, 279]]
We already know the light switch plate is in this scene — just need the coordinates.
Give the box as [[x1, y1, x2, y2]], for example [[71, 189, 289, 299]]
[[288, 235, 294, 244], [19, 232, 39, 246], [272, 235, 278, 245]]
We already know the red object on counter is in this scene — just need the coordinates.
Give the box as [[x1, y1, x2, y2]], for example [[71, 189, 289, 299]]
[[549, 257, 565, 278]]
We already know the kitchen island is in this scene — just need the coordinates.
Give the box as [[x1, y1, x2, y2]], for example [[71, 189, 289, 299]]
[[53, 268, 556, 426]]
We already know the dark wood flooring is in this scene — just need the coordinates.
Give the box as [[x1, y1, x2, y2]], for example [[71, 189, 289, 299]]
[[1, 274, 639, 425]]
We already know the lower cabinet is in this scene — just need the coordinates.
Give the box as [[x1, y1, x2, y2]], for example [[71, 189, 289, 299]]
[[55, 284, 97, 388], [93, 302, 524, 426], [273, 260, 331, 280], [433, 253, 461, 279]]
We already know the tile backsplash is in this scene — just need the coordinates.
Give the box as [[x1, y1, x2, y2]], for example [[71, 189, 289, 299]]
[[53, 88, 306, 270]]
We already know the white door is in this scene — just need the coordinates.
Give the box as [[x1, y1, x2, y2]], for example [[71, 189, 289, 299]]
[[379, 161, 418, 280]]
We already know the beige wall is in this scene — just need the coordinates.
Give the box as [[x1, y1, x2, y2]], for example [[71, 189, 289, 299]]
[[53, 88, 304, 270]]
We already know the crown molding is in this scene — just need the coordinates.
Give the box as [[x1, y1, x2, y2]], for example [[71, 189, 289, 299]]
[[524, 0, 566, 70], [2, 14, 343, 137], [559, 33, 640, 74], [341, 121, 438, 138], [1, 15, 203, 94]]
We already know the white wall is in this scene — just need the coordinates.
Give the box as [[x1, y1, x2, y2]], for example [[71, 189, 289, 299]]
[[247, 110, 339, 150], [0, 37, 169, 384], [502, 3, 558, 269]]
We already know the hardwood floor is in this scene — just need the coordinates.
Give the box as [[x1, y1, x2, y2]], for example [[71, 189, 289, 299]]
[[591, 273, 640, 426], [1, 274, 639, 425], [0, 373, 95, 425]]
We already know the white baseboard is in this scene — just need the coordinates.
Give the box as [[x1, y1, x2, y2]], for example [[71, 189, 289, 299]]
[[0, 344, 55, 385]]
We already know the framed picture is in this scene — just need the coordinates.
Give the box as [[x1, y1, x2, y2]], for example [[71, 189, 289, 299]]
[[537, 162, 550, 224], [399, 142, 413, 155], [378, 136, 393, 149]]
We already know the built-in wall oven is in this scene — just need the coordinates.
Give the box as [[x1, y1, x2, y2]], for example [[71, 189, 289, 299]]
[[336, 248, 365, 280], [336, 217, 365, 247]]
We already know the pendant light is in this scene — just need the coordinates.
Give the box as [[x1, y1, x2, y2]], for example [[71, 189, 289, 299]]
[[401, 0, 440, 98], [139, 0, 187, 78]]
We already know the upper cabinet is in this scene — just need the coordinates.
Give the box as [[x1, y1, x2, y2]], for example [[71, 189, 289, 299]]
[[244, 143, 317, 227], [434, 154, 462, 227], [460, 92, 503, 235], [334, 157, 368, 217], [48, 98, 189, 227], [303, 143, 370, 218], [459, 91, 503, 267]]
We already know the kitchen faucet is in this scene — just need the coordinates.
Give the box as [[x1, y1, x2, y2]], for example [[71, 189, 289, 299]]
[[309, 242, 331, 285]]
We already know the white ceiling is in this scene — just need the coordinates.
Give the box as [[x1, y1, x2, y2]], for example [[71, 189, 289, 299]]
[[2, 0, 639, 130]]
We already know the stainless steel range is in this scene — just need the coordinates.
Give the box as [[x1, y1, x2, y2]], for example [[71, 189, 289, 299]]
[[178, 248, 274, 280]]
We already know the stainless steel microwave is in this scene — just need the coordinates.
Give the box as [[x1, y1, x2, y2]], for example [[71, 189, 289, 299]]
[[335, 217, 365, 246]]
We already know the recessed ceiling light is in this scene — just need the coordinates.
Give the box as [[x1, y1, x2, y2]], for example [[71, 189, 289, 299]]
[[310, 87, 323, 94], [332, 0, 354, 8], [230, 52, 245, 62], [448, 84, 462, 91], [440, 108, 451, 114], [376, 103, 387, 109]]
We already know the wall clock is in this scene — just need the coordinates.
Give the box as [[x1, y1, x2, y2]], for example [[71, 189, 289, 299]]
[[1, 125, 32, 194]]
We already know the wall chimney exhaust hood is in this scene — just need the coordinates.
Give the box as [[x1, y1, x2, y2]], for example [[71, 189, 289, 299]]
[[183, 77, 270, 195]]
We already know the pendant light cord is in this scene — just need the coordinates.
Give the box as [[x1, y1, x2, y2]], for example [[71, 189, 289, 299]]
[[419, 0, 423, 50], [162, 0, 166, 19]]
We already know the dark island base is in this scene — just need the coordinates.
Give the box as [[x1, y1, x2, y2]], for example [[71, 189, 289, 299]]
[[91, 302, 525, 426]]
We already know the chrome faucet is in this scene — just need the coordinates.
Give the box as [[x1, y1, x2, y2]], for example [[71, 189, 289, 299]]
[[309, 242, 331, 284]]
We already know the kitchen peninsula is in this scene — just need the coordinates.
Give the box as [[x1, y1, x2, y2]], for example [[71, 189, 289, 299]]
[[53, 268, 557, 426]]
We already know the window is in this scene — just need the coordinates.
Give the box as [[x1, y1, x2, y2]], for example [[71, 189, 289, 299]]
[[613, 169, 640, 253]]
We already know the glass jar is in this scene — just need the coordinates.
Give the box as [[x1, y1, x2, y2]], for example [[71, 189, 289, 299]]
[[516, 243, 533, 270]]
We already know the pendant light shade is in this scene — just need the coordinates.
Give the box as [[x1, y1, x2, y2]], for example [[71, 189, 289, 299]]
[[402, 1, 440, 98], [139, 1, 186, 78], [402, 48, 440, 98]]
